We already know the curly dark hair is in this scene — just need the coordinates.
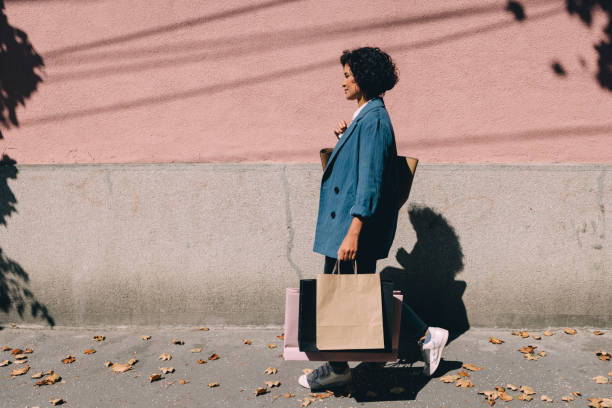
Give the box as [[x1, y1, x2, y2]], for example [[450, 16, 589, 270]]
[[340, 47, 398, 100]]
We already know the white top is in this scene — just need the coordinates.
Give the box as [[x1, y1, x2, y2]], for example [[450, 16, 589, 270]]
[[338, 100, 371, 139]]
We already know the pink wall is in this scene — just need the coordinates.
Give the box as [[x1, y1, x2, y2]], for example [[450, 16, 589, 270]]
[[1, 0, 611, 164]]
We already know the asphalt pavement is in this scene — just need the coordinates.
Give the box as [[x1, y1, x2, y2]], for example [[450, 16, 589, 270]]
[[0, 326, 610, 407]]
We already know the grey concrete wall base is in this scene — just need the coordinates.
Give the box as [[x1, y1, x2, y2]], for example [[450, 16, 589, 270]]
[[0, 163, 610, 328]]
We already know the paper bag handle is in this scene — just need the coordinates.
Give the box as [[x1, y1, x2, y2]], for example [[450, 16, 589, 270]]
[[332, 260, 358, 274]]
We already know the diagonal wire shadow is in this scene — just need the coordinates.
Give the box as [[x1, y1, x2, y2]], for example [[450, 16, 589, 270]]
[[43, 4, 563, 85], [20, 6, 565, 127], [44, 0, 303, 58], [47, 0, 561, 65]]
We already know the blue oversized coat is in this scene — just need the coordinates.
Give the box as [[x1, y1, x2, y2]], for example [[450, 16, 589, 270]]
[[313, 97, 399, 260]]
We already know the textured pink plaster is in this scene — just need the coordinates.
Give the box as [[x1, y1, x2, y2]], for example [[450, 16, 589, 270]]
[[1, 0, 611, 164]]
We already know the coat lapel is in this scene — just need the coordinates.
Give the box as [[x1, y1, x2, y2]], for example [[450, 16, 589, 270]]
[[323, 98, 384, 178]]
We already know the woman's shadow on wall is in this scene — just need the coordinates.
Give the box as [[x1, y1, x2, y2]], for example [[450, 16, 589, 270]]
[[348, 205, 468, 402]]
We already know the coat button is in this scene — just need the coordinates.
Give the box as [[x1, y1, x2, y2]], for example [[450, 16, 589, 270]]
[[334, 187, 339, 194], [331, 211, 336, 219]]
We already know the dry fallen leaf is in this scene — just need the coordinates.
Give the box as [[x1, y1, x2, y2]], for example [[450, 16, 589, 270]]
[[264, 367, 278, 375], [538, 351, 547, 357], [499, 392, 513, 402], [23, 348, 33, 354], [35, 372, 61, 386], [93, 335, 105, 341], [562, 395, 575, 402], [208, 381, 220, 388], [128, 358, 137, 366], [301, 399, 313, 407], [10, 365, 29, 376], [390, 386, 405, 394], [440, 374, 460, 383], [190, 348, 202, 353], [277, 333, 285, 340], [172, 339, 184, 345], [520, 331, 530, 338], [564, 328, 577, 335], [533, 335, 542, 340], [302, 368, 313, 374], [284, 392, 294, 398], [489, 337, 504, 344], [2, 346, 11, 351], [267, 344, 277, 349], [11, 349, 23, 355], [49, 398, 64, 406], [519, 345, 537, 354], [208, 353, 220, 361], [84, 349, 96, 355], [13, 359, 27, 365], [458, 370, 470, 377], [543, 330, 553, 336], [511, 331, 520, 336], [593, 376, 609, 384], [541, 395, 553, 402], [265, 380, 281, 388], [596, 351, 611, 361], [506, 384, 518, 391], [111, 363, 132, 373], [14, 354, 26, 360], [518, 393, 534, 401], [179, 378, 188, 384], [141, 335, 151, 340], [159, 353, 172, 361], [196, 359, 207, 364], [243, 340, 252, 345], [61, 355, 75, 364], [520, 385, 536, 395], [0, 360, 10, 367], [462, 363, 483, 371], [31, 372, 44, 379], [199, 327, 209, 331], [104, 361, 113, 368], [254, 387, 268, 396], [456, 379, 474, 388], [525, 353, 539, 361], [594, 331, 605, 336], [149, 373, 162, 382], [608, 371, 612, 376], [160, 367, 174, 374]]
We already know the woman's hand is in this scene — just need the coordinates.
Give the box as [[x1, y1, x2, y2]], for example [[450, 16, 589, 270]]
[[333, 120, 348, 137], [337, 216, 364, 261]]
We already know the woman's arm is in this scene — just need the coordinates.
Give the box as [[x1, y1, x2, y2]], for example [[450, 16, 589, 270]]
[[337, 216, 363, 261]]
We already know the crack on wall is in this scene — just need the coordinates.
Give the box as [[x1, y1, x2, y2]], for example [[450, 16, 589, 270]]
[[281, 166, 302, 280], [597, 171, 606, 240]]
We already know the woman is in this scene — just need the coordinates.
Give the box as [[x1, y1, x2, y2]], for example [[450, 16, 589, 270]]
[[299, 47, 448, 391]]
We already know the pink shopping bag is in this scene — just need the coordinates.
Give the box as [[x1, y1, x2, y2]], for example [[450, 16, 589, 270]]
[[283, 288, 403, 361]]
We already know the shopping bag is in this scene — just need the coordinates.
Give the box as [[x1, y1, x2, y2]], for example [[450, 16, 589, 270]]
[[284, 287, 403, 361], [299, 279, 394, 352], [316, 266, 384, 350]]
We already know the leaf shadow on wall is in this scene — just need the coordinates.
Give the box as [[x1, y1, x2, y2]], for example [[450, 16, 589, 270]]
[[0, 0, 45, 138], [0, 155, 54, 329], [381, 205, 469, 362]]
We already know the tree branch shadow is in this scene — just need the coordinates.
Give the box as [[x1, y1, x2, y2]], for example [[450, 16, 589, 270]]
[[0, 155, 54, 328]]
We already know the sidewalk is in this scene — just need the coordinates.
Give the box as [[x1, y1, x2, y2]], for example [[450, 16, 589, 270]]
[[0, 326, 610, 407]]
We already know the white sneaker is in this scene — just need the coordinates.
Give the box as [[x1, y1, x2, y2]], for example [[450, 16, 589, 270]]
[[298, 362, 352, 390], [420, 327, 449, 376]]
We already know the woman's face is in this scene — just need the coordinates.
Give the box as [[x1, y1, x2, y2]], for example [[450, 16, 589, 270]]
[[342, 64, 362, 101]]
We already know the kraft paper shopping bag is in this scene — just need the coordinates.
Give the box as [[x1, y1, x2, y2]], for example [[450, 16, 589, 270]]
[[316, 269, 384, 350]]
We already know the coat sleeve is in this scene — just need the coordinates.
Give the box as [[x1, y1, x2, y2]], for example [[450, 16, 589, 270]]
[[349, 116, 392, 219]]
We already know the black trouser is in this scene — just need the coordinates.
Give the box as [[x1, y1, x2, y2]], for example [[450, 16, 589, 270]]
[[323, 256, 428, 373]]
